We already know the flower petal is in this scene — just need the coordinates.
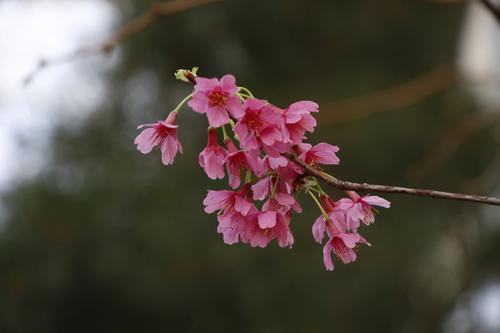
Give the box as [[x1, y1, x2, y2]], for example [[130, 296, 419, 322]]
[[206, 107, 230, 127], [312, 216, 326, 244], [323, 240, 335, 271], [258, 211, 277, 229], [134, 128, 157, 154], [363, 196, 391, 208]]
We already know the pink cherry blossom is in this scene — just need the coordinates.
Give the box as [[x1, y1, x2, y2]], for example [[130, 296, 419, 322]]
[[242, 199, 294, 248], [134, 111, 183, 165], [204, 186, 258, 245], [251, 176, 272, 201], [199, 128, 227, 180], [234, 99, 286, 154], [311, 202, 347, 244], [135, 72, 393, 271], [282, 101, 318, 144], [323, 232, 369, 271], [251, 172, 300, 212], [263, 200, 295, 248], [314, 203, 369, 271], [336, 191, 391, 230], [276, 166, 304, 212], [297, 142, 340, 166], [217, 206, 259, 245], [203, 186, 254, 216], [188, 75, 244, 127], [262, 155, 289, 170], [224, 139, 261, 188]]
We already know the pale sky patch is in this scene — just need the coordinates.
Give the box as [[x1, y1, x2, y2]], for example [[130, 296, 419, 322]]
[[0, 0, 118, 189]]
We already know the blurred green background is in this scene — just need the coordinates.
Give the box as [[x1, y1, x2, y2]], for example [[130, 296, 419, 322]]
[[1, 1, 500, 332]]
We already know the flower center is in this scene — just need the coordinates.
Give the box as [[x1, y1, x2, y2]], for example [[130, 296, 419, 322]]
[[245, 112, 264, 130], [208, 90, 228, 107], [153, 123, 173, 143]]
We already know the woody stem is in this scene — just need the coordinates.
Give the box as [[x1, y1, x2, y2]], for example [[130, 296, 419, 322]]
[[287, 154, 500, 206]]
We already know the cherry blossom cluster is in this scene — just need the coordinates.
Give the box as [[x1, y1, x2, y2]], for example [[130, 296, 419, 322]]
[[134, 70, 390, 271]]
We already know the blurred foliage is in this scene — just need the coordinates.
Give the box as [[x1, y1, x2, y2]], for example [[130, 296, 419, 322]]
[[0, 0, 499, 332]]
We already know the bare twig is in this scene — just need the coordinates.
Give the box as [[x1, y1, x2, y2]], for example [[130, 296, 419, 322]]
[[317, 64, 457, 124], [24, 0, 221, 85], [287, 154, 500, 206]]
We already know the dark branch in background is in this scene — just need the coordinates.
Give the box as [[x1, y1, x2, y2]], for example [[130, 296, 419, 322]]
[[408, 110, 500, 182], [317, 64, 457, 124], [23, 0, 221, 85], [286, 154, 500, 206], [24, 0, 500, 86], [480, 0, 500, 22]]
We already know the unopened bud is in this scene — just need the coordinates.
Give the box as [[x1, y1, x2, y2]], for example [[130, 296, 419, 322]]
[[174, 67, 198, 84]]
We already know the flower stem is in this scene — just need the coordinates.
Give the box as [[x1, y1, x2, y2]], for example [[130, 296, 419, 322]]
[[236, 93, 246, 102], [271, 176, 280, 198], [307, 190, 329, 220], [173, 93, 193, 113], [238, 86, 254, 98], [221, 125, 229, 140], [313, 177, 325, 194], [307, 187, 323, 195], [238, 92, 252, 99]]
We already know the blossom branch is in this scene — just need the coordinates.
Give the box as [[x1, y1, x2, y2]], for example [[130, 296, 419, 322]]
[[136, 69, 499, 271], [24, 0, 221, 85], [286, 154, 500, 206]]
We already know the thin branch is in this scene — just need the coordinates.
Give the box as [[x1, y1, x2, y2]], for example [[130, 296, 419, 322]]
[[24, 0, 221, 85], [286, 154, 500, 206], [317, 64, 457, 125]]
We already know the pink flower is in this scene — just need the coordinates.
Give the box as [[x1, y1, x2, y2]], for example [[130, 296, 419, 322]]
[[234, 99, 286, 153], [262, 155, 289, 170], [311, 203, 370, 271], [311, 203, 347, 244], [199, 128, 227, 180], [188, 75, 244, 127], [297, 143, 340, 166], [251, 172, 301, 212], [242, 199, 294, 248], [336, 191, 391, 231], [251, 176, 272, 201], [282, 101, 318, 144], [323, 232, 369, 271], [224, 139, 261, 188], [203, 187, 253, 216], [203, 186, 257, 245], [217, 206, 258, 245], [134, 111, 183, 165]]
